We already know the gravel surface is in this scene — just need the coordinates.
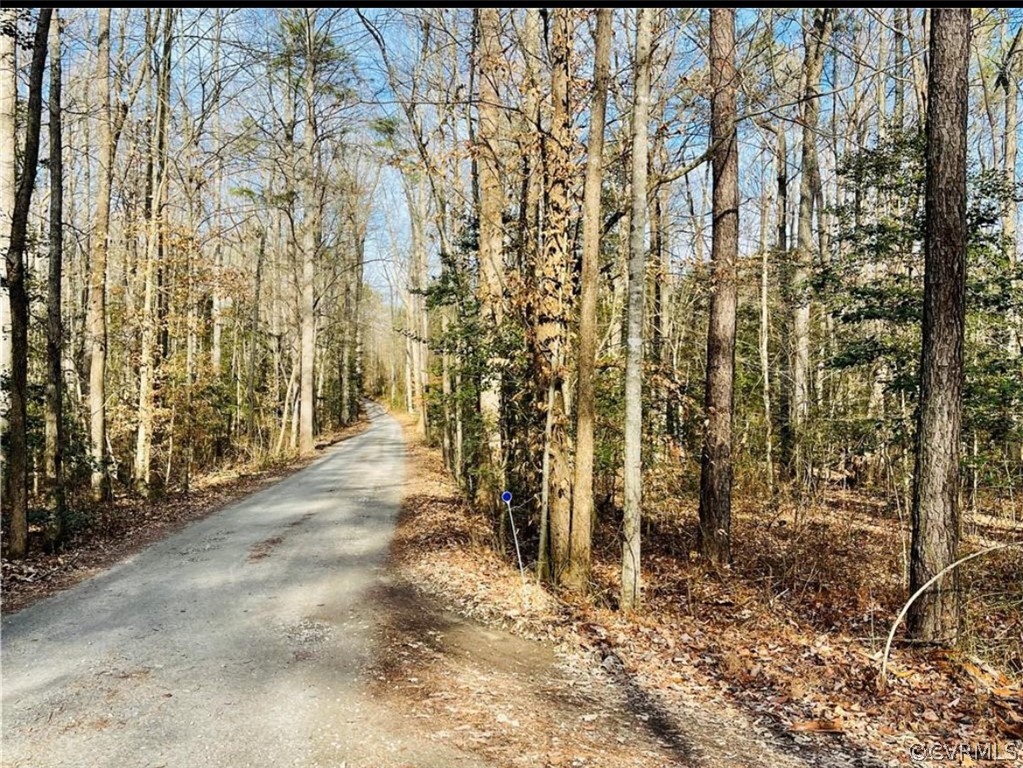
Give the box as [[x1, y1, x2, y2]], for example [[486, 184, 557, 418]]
[[2, 404, 487, 768]]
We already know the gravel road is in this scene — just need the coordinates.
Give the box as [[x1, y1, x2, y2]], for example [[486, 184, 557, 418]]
[[1, 404, 487, 768]]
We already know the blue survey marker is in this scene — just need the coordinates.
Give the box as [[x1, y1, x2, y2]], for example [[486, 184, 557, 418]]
[[501, 491, 512, 503]]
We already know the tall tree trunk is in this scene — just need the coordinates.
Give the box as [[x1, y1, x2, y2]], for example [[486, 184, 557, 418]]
[[1001, 27, 1020, 355], [908, 8, 970, 645], [759, 184, 774, 497], [698, 7, 739, 565], [210, 11, 225, 376], [298, 12, 319, 455], [790, 9, 833, 488], [415, 191, 429, 438], [134, 9, 172, 495], [621, 8, 652, 611], [402, 181, 429, 437], [536, 8, 575, 583], [352, 236, 364, 421], [565, 7, 611, 593], [5, 9, 51, 558], [475, 8, 507, 519], [87, 8, 113, 501], [0, 9, 14, 460], [340, 273, 353, 425], [44, 12, 65, 548], [247, 230, 265, 438]]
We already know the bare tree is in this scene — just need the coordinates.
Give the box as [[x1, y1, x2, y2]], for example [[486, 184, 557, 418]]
[[44, 11, 65, 547], [475, 8, 507, 519], [134, 9, 173, 493], [789, 9, 833, 486], [87, 9, 113, 500], [536, 8, 574, 583], [0, 9, 16, 475], [698, 7, 739, 565], [622, 8, 652, 611], [566, 7, 611, 593], [5, 8, 52, 557], [298, 9, 321, 455]]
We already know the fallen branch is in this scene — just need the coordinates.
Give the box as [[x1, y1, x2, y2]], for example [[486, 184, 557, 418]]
[[878, 541, 1023, 689]]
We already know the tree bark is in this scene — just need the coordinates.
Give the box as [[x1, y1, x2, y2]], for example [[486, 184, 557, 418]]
[[536, 8, 575, 584], [621, 8, 652, 611], [134, 9, 172, 495], [790, 9, 833, 487], [0, 10, 15, 458], [5, 9, 51, 558], [44, 11, 65, 548], [475, 8, 507, 519], [565, 7, 611, 593], [759, 182, 774, 497], [210, 11, 225, 376], [907, 7, 970, 645], [1001, 26, 1020, 355], [698, 7, 739, 565], [299, 11, 320, 455], [87, 8, 113, 501], [247, 230, 265, 438]]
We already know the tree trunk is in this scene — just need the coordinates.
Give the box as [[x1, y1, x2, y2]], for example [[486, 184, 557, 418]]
[[475, 8, 507, 519], [44, 12, 65, 549], [299, 12, 319, 455], [1001, 26, 1020, 355], [134, 9, 172, 495], [621, 8, 652, 611], [536, 8, 575, 584], [87, 8, 113, 501], [759, 185, 774, 498], [5, 9, 51, 558], [340, 275, 353, 425], [402, 181, 429, 437], [908, 8, 970, 645], [565, 7, 611, 593], [247, 230, 265, 438], [698, 7, 739, 565], [790, 9, 833, 488], [210, 11, 224, 376], [0, 10, 15, 460]]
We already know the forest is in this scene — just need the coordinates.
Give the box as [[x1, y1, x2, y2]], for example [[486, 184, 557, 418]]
[[1, 8, 1022, 766]]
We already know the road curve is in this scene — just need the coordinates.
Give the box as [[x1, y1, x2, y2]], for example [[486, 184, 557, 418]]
[[1, 404, 486, 768]]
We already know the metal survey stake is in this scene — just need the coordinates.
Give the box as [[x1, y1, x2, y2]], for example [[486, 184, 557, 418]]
[[502, 491, 527, 591]]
